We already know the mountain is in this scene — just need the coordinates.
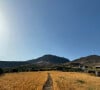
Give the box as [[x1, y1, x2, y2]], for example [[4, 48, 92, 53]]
[[72, 55, 100, 66], [1, 54, 100, 69], [28, 54, 69, 66], [0, 61, 28, 68], [0, 54, 70, 68]]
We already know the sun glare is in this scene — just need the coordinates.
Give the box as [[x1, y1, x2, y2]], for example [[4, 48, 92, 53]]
[[0, 11, 7, 33], [0, 10, 10, 44]]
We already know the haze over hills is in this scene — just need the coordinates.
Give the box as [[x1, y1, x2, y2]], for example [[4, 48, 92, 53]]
[[0, 54, 100, 68]]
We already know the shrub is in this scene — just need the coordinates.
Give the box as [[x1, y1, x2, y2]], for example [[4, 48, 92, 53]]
[[0, 68, 4, 75], [11, 68, 19, 72]]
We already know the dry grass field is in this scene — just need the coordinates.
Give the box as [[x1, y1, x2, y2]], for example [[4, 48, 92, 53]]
[[0, 71, 100, 90], [50, 71, 100, 90], [0, 72, 48, 90]]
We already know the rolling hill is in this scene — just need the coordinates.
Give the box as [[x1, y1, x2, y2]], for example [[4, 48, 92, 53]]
[[72, 55, 100, 66], [1, 54, 100, 68], [28, 54, 69, 65], [0, 54, 69, 68]]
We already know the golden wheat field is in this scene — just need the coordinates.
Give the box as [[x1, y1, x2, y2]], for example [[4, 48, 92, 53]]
[[0, 71, 100, 90], [0, 72, 48, 90]]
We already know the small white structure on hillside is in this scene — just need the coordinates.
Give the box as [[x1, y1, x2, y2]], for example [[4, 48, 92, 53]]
[[95, 66, 100, 69], [95, 71, 100, 76], [81, 65, 88, 70]]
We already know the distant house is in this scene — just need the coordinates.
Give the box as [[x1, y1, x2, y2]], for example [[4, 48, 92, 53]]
[[70, 63, 87, 69], [69, 63, 89, 71], [70, 63, 82, 68], [81, 65, 88, 70], [95, 71, 100, 76], [95, 66, 100, 69]]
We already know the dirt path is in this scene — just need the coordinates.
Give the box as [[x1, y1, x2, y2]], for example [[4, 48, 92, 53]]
[[43, 73, 53, 90]]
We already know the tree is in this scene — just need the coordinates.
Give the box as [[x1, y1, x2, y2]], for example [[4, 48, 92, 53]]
[[12, 68, 19, 72], [0, 68, 4, 75]]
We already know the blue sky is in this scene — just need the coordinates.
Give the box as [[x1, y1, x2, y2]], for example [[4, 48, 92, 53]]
[[0, 0, 100, 61]]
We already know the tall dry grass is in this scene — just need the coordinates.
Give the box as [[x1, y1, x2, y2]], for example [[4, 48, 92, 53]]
[[0, 72, 47, 90], [0, 71, 100, 90], [50, 71, 100, 90]]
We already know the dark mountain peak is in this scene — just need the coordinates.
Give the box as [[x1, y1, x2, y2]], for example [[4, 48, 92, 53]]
[[42, 54, 55, 57], [20, 54, 70, 67], [72, 55, 100, 66], [39, 54, 57, 59], [77, 55, 100, 60], [88, 55, 100, 57], [86, 55, 100, 58], [32, 54, 70, 64], [39, 54, 68, 60]]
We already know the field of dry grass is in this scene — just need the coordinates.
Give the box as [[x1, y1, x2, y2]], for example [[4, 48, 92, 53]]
[[50, 71, 100, 90], [0, 72, 47, 90], [0, 71, 100, 90]]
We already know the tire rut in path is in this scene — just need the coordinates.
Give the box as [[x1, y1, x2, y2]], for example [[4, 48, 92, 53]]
[[43, 73, 53, 90]]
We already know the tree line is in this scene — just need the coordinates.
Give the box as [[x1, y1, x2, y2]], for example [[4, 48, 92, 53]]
[[0, 65, 84, 75]]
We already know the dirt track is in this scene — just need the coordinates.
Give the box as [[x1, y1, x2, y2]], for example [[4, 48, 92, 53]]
[[43, 73, 53, 90]]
